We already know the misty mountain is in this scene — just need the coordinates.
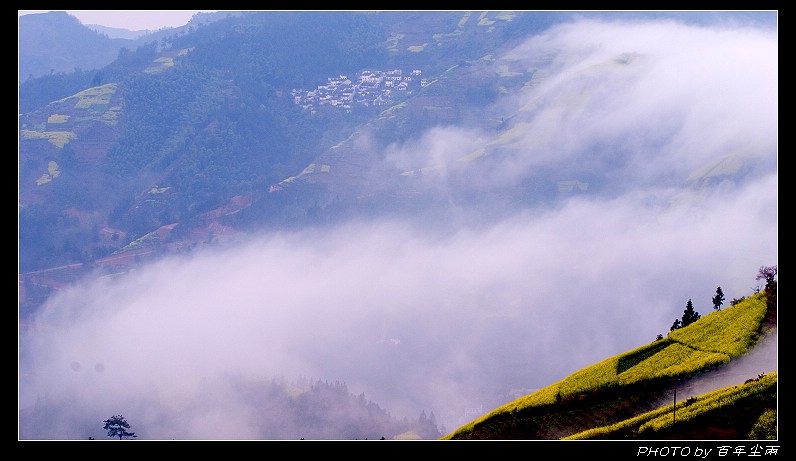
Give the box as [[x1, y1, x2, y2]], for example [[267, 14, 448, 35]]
[[19, 11, 134, 81], [19, 374, 443, 440], [81, 24, 155, 40], [19, 11, 776, 276], [17, 11, 238, 112], [18, 11, 777, 440], [79, 11, 247, 39], [18, 10, 552, 275]]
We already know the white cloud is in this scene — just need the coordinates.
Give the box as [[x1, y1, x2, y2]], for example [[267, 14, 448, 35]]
[[465, 18, 778, 189], [20, 173, 776, 438]]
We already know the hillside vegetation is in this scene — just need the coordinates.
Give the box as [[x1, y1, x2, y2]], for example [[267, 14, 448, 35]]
[[444, 281, 777, 440]]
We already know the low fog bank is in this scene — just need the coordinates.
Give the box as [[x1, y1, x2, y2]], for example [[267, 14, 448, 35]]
[[648, 327, 778, 415], [19, 173, 776, 439], [384, 16, 776, 200]]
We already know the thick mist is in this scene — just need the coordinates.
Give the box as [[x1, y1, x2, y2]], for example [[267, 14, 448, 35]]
[[19, 16, 777, 439]]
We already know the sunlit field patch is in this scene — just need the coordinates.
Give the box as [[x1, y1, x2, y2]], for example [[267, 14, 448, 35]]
[[21, 130, 76, 148], [36, 160, 60, 185], [47, 114, 69, 124], [69, 84, 116, 109]]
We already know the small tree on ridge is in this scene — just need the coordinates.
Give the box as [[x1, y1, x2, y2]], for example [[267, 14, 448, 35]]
[[712, 286, 725, 310], [103, 415, 137, 440]]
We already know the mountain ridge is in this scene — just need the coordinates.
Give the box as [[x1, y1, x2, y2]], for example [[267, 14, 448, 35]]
[[444, 287, 777, 440]]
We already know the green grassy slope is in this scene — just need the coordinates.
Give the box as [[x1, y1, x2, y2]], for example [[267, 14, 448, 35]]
[[564, 371, 776, 440], [444, 292, 776, 440]]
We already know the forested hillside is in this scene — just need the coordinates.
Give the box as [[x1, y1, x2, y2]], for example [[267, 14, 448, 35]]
[[18, 11, 553, 283]]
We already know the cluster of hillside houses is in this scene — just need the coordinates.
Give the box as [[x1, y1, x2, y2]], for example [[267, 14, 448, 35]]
[[292, 69, 427, 113]]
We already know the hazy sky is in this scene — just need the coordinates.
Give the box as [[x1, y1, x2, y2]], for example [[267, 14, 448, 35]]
[[18, 14, 777, 440], [18, 10, 216, 31]]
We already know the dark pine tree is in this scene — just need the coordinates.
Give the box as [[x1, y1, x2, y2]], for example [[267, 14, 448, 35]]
[[712, 286, 725, 310], [681, 299, 701, 327]]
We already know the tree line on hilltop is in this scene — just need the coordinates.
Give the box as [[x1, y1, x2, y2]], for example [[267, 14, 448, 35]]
[[658, 265, 777, 341]]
